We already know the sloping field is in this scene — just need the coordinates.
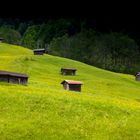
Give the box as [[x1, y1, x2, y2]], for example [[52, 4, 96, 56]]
[[0, 43, 140, 140]]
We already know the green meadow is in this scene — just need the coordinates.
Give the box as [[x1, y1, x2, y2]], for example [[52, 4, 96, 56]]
[[0, 43, 140, 140]]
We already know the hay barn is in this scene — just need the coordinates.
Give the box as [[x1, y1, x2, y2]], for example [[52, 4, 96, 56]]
[[0, 70, 28, 85], [0, 37, 4, 42], [33, 48, 46, 55], [135, 72, 140, 81], [61, 80, 83, 92], [61, 68, 77, 75]]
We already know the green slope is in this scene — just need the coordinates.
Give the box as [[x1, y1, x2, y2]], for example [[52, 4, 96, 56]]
[[0, 43, 140, 140]]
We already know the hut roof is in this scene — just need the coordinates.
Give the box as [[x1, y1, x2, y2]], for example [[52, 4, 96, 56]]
[[61, 68, 77, 71], [33, 48, 45, 51], [61, 80, 83, 85], [0, 70, 28, 78]]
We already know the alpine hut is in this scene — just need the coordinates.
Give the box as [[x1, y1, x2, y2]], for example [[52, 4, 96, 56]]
[[0, 37, 4, 43], [61, 68, 77, 75], [33, 48, 46, 55], [61, 80, 83, 92], [0, 70, 28, 85], [135, 72, 140, 81]]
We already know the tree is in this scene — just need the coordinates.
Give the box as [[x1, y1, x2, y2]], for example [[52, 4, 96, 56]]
[[0, 26, 21, 45], [22, 25, 40, 49]]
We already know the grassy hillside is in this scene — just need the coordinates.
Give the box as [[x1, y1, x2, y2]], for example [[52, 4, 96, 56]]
[[0, 43, 140, 140]]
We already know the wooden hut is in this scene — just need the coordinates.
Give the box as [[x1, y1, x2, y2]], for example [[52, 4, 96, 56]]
[[0, 70, 28, 85], [33, 48, 46, 55], [135, 72, 140, 81], [61, 68, 77, 75], [0, 37, 4, 43], [61, 80, 83, 92]]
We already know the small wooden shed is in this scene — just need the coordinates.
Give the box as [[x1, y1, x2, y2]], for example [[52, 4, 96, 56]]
[[135, 72, 140, 81], [0, 70, 28, 85], [61, 68, 77, 75], [61, 80, 83, 92], [0, 37, 4, 42], [33, 48, 46, 55]]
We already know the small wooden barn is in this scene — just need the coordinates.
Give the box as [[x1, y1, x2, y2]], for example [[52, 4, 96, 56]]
[[0, 37, 4, 42], [135, 72, 140, 81], [61, 80, 83, 92], [0, 70, 28, 85], [33, 48, 46, 55], [61, 68, 77, 75]]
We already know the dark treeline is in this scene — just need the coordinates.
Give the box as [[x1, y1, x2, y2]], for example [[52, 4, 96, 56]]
[[0, 18, 140, 74]]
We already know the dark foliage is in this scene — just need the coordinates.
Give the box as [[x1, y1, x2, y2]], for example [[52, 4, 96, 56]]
[[0, 18, 140, 74]]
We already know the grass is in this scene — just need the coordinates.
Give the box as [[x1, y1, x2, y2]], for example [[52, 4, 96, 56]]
[[0, 42, 140, 140]]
